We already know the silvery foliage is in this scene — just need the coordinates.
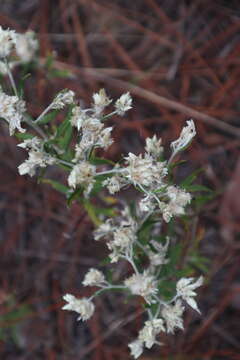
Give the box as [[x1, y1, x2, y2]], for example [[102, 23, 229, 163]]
[[0, 26, 203, 359]]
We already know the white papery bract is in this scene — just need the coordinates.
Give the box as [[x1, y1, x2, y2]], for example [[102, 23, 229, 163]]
[[138, 319, 165, 349], [18, 144, 57, 176], [70, 106, 89, 131], [102, 175, 125, 194], [162, 300, 184, 333], [18, 137, 41, 150], [145, 135, 163, 158], [171, 119, 196, 156], [0, 26, 16, 58], [115, 92, 132, 115], [52, 89, 75, 109], [0, 90, 26, 135], [18, 136, 56, 176], [159, 186, 191, 222], [93, 220, 114, 241], [124, 271, 158, 304], [139, 195, 155, 213], [128, 339, 144, 359], [176, 276, 203, 313], [149, 238, 169, 267], [124, 153, 167, 188], [15, 31, 38, 63], [93, 88, 112, 115], [108, 226, 136, 263], [68, 162, 96, 194], [62, 294, 95, 321], [82, 268, 105, 287]]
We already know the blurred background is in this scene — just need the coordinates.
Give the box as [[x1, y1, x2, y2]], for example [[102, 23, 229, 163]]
[[0, 0, 240, 359]]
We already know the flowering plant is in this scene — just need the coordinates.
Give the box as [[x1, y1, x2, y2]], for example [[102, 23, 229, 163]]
[[0, 26, 206, 359]]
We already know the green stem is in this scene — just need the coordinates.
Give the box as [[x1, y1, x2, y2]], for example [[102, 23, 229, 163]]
[[89, 285, 127, 300], [4, 58, 18, 96]]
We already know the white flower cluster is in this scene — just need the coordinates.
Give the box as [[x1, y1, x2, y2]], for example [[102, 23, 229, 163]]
[[62, 294, 95, 321], [0, 29, 203, 359], [101, 129, 193, 222], [82, 268, 106, 287], [0, 89, 26, 135], [18, 137, 56, 176], [94, 207, 137, 263], [0, 26, 38, 73], [67, 90, 132, 192], [128, 276, 203, 358], [52, 89, 75, 110]]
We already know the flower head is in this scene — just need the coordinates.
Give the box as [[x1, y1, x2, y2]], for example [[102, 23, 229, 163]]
[[171, 120, 196, 156], [82, 268, 106, 287], [15, 31, 38, 63], [176, 276, 203, 312], [70, 106, 89, 131], [93, 220, 114, 241], [0, 91, 26, 135], [68, 162, 96, 193], [18, 148, 56, 177], [138, 319, 165, 349], [52, 89, 75, 109], [128, 339, 144, 359], [62, 294, 95, 321], [149, 238, 169, 267], [162, 300, 184, 333], [145, 135, 163, 158], [0, 26, 16, 58], [124, 271, 158, 303], [125, 153, 167, 188], [115, 92, 132, 115], [93, 88, 112, 114], [103, 175, 125, 194]]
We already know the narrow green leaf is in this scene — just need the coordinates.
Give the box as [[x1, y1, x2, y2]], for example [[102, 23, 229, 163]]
[[41, 178, 69, 194], [15, 132, 34, 140], [37, 109, 59, 125]]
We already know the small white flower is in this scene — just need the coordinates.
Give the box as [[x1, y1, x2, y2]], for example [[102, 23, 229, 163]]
[[52, 89, 75, 109], [102, 175, 125, 194], [93, 220, 114, 241], [160, 187, 191, 222], [82, 268, 105, 287], [93, 88, 112, 114], [113, 227, 136, 247], [0, 26, 16, 58], [139, 195, 155, 213], [62, 294, 95, 321], [145, 135, 163, 158], [18, 136, 41, 150], [68, 162, 96, 190], [171, 120, 196, 156], [107, 226, 136, 263], [15, 31, 38, 63], [139, 319, 165, 349], [149, 238, 169, 267], [125, 153, 167, 188], [128, 339, 144, 359], [97, 127, 113, 149], [115, 92, 132, 115], [124, 271, 158, 303], [167, 186, 191, 206], [176, 276, 203, 313], [70, 106, 89, 131], [162, 300, 184, 333], [18, 149, 55, 177], [0, 91, 26, 135]]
